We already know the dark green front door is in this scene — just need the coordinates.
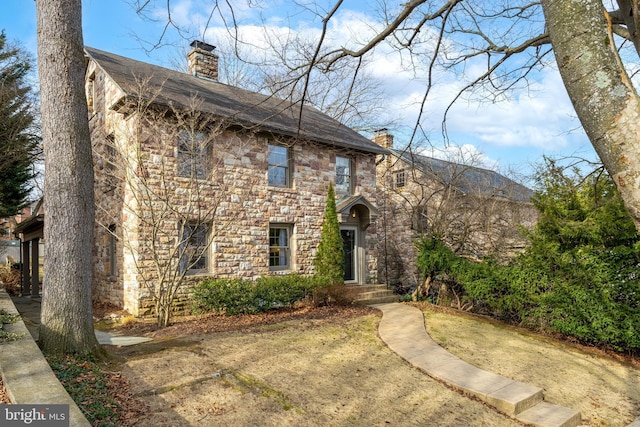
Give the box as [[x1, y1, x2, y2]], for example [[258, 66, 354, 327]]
[[341, 228, 356, 282]]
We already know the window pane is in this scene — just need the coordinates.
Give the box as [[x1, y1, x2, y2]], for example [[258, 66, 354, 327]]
[[177, 130, 209, 179], [268, 166, 287, 187], [269, 145, 288, 166], [268, 145, 289, 187], [179, 222, 209, 273], [269, 226, 289, 268], [336, 156, 351, 193]]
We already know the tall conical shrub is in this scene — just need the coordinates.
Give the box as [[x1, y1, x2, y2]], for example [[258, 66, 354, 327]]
[[314, 183, 344, 284]]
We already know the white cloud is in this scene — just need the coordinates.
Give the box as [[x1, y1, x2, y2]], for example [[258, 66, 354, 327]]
[[417, 144, 499, 171], [169, 2, 593, 168]]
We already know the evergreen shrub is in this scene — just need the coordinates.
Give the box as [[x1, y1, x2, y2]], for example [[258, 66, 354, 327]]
[[314, 183, 345, 284], [192, 275, 326, 316], [414, 159, 640, 353]]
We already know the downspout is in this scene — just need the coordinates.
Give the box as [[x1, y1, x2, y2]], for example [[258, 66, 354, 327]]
[[376, 153, 390, 288], [376, 154, 389, 289], [383, 187, 389, 289]]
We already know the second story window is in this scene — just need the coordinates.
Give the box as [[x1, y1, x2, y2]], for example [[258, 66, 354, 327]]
[[395, 171, 406, 188], [268, 144, 291, 187], [177, 130, 209, 179], [336, 156, 353, 194]]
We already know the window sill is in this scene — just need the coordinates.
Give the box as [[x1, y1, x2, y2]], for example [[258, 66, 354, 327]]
[[268, 186, 296, 193], [269, 268, 292, 273], [182, 270, 211, 277]]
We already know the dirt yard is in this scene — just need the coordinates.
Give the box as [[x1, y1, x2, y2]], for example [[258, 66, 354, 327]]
[[103, 304, 640, 426]]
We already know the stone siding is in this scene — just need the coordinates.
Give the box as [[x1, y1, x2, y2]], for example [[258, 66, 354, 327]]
[[88, 59, 380, 316], [376, 146, 538, 292]]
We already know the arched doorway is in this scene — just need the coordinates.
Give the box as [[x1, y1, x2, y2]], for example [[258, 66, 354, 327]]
[[336, 196, 378, 284]]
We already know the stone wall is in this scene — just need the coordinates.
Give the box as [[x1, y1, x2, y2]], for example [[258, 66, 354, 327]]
[[88, 59, 128, 309], [375, 146, 538, 293], [88, 59, 380, 316]]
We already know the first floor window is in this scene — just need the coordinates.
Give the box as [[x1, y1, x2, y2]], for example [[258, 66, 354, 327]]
[[179, 222, 209, 274], [411, 206, 428, 233], [108, 224, 117, 278], [109, 224, 117, 278], [269, 224, 292, 270]]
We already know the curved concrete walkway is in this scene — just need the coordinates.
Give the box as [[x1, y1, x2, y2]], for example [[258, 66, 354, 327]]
[[373, 303, 582, 427]]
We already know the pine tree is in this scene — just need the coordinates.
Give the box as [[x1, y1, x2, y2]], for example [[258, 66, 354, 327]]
[[0, 30, 39, 217], [314, 182, 344, 284]]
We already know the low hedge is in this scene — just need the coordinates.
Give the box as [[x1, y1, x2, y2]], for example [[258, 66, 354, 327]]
[[192, 274, 332, 316]]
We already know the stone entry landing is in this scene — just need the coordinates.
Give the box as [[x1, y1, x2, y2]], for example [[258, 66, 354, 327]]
[[373, 302, 582, 427], [349, 284, 398, 305]]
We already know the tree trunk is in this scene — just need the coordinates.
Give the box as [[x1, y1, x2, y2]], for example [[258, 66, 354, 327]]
[[542, 0, 640, 231], [36, 0, 101, 354], [412, 274, 432, 301]]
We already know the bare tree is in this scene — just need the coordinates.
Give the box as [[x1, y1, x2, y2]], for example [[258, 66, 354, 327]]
[[130, 0, 640, 232], [35, 0, 101, 354], [377, 138, 535, 294], [92, 79, 263, 327], [128, 1, 398, 133]]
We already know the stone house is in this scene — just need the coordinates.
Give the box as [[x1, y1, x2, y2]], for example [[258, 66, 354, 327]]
[[373, 131, 537, 290], [85, 42, 386, 316]]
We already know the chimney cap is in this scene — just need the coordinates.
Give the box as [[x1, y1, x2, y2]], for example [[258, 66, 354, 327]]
[[190, 40, 216, 52]]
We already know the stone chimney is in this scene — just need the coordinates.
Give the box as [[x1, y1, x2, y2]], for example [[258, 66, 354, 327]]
[[373, 129, 394, 149], [187, 40, 219, 81]]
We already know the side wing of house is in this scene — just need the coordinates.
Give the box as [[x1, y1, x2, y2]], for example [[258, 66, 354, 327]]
[[374, 131, 538, 292]]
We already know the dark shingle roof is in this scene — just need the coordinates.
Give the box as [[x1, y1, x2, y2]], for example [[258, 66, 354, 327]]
[[85, 47, 386, 155], [391, 148, 533, 202]]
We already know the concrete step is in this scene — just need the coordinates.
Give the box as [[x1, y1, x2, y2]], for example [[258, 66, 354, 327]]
[[349, 284, 391, 293], [516, 402, 582, 427], [356, 295, 399, 305], [348, 284, 398, 305], [358, 289, 396, 298], [375, 303, 582, 427]]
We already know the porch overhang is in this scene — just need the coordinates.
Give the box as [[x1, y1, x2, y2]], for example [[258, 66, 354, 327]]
[[14, 214, 44, 241], [336, 195, 378, 229]]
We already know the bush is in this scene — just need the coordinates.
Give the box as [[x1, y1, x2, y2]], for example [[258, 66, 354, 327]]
[[192, 275, 325, 316], [310, 282, 358, 307], [0, 264, 21, 296], [415, 237, 459, 280], [414, 234, 640, 353], [314, 183, 345, 284]]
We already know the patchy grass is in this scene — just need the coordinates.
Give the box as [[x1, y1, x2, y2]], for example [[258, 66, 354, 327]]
[[45, 354, 148, 426], [107, 303, 640, 426], [0, 309, 22, 342]]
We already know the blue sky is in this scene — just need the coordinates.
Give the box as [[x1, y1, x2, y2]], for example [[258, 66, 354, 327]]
[[1, 0, 598, 181]]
